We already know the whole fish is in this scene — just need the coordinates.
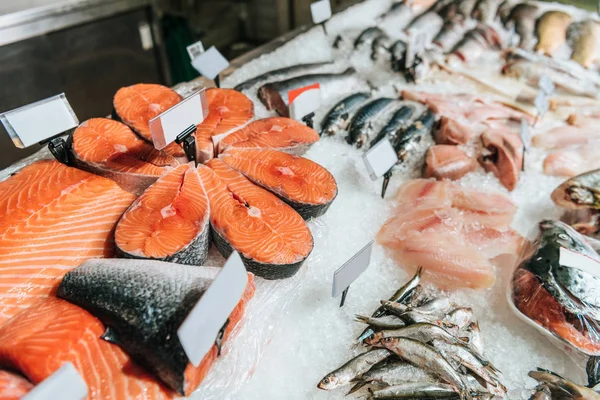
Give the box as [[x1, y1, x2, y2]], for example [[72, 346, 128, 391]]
[[355, 27, 386, 48], [364, 323, 462, 346], [529, 370, 600, 399], [372, 33, 393, 60], [466, 321, 485, 356], [349, 360, 434, 394], [552, 169, 600, 210], [472, 0, 502, 24], [568, 20, 600, 68], [444, 307, 474, 330], [405, 12, 445, 46], [258, 68, 356, 117], [433, 15, 469, 53], [378, 1, 411, 22], [346, 98, 395, 148], [355, 314, 406, 330], [317, 349, 391, 390], [379, 337, 469, 398], [368, 382, 460, 399], [233, 61, 334, 91], [457, 0, 478, 18], [535, 11, 572, 57], [505, 3, 539, 50], [392, 109, 435, 160], [528, 385, 551, 400], [320, 93, 371, 136], [451, 24, 503, 63], [410, 297, 454, 315], [369, 105, 416, 148]]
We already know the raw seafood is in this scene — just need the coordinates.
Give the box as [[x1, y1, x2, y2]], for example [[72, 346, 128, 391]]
[[534, 11, 572, 57], [347, 98, 395, 148], [551, 169, 600, 210], [321, 93, 371, 136], [368, 382, 459, 399], [434, 117, 475, 145], [568, 20, 600, 68], [354, 27, 386, 48], [533, 125, 600, 149], [405, 12, 444, 46], [0, 297, 174, 399], [371, 32, 393, 60], [115, 164, 210, 265], [57, 259, 255, 395], [194, 88, 254, 163], [392, 109, 435, 160], [258, 68, 356, 117], [377, 179, 521, 289], [200, 160, 313, 279], [219, 148, 337, 219], [0, 370, 32, 399], [451, 24, 503, 63], [317, 349, 391, 390], [370, 105, 416, 148], [70, 118, 178, 195], [504, 3, 539, 50], [433, 15, 469, 53], [113, 83, 185, 158], [218, 117, 320, 155], [472, 0, 502, 23], [233, 61, 334, 91], [0, 160, 136, 326], [529, 370, 600, 399], [424, 145, 477, 181], [543, 144, 600, 177], [478, 126, 524, 191], [364, 322, 461, 347]]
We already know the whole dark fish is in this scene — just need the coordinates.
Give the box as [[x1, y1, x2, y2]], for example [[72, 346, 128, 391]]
[[320, 93, 371, 136], [258, 68, 356, 117], [369, 105, 416, 148], [317, 349, 391, 390], [233, 61, 334, 91], [552, 169, 600, 210], [346, 98, 395, 148], [355, 27, 386, 48], [505, 3, 539, 51], [56, 259, 244, 395]]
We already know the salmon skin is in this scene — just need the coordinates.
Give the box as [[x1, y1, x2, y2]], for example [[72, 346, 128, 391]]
[[218, 117, 320, 156], [113, 83, 185, 158], [57, 259, 255, 395], [70, 118, 179, 195], [195, 88, 254, 163], [258, 68, 356, 117], [0, 297, 174, 399], [219, 149, 338, 219], [200, 160, 313, 279], [0, 160, 136, 326], [0, 370, 32, 399], [233, 61, 334, 91], [115, 164, 210, 265]]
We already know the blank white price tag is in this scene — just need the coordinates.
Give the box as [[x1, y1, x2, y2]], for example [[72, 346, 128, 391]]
[[187, 41, 205, 61], [178, 252, 249, 366], [191, 46, 229, 80], [520, 118, 531, 150], [0, 93, 78, 148], [289, 84, 321, 120], [23, 362, 87, 400], [138, 23, 154, 50], [149, 89, 208, 150], [311, 0, 332, 24], [559, 247, 600, 279], [362, 138, 399, 180], [534, 91, 549, 117], [539, 75, 555, 95], [332, 241, 373, 297]]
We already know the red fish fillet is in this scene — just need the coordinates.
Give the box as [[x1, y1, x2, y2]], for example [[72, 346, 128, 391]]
[[115, 164, 210, 265], [113, 83, 185, 158], [217, 117, 320, 155], [0, 370, 32, 399], [200, 160, 313, 279], [0, 160, 136, 326], [195, 88, 254, 163], [424, 145, 477, 180], [71, 118, 179, 195]]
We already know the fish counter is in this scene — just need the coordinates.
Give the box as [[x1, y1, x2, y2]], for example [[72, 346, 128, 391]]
[[3, 0, 600, 399]]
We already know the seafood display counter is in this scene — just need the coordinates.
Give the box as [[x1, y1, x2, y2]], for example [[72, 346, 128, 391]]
[[3, 0, 600, 399]]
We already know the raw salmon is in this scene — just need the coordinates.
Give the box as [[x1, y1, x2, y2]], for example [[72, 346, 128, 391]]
[[0, 297, 174, 399], [217, 117, 320, 156], [200, 160, 313, 279], [70, 118, 179, 195], [58, 259, 255, 395], [0, 370, 32, 399], [434, 116, 475, 145], [219, 148, 337, 219], [544, 144, 600, 177], [424, 145, 477, 180], [0, 160, 136, 326], [195, 88, 254, 163], [115, 164, 210, 265], [113, 83, 185, 158], [378, 179, 521, 289]]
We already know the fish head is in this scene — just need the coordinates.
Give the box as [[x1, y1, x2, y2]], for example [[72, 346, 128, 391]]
[[363, 332, 383, 346], [538, 220, 598, 257], [317, 373, 341, 390], [378, 337, 397, 349]]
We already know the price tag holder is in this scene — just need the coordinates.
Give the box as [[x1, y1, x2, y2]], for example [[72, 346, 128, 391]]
[[559, 247, 600, 279], [191, 46, 229, 81], [23, 362, 87, 400], [178, 252, 249, 366], [519, 118, 530, 171], [534, 91, 549, 119], [311, 0, 332, 24], [362, 138, 399, 180], [0, 93, 78, 149], [333, 241, 374, 307], [288, 83, 321, 125], [149, 89, 208, 151], [539, 75, 555, 96], [187, 41, 205, 61]]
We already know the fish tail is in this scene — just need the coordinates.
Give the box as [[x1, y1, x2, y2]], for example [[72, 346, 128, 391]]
[[346, 381, 368, 395]]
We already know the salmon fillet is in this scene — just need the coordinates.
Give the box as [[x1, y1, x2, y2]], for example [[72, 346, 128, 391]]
[[0, 370, 32, 399], [0, 160, 136, 326]]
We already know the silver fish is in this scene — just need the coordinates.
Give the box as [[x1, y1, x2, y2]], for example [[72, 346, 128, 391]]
[[411, 297, 454, 315], [552, 169, 600, 210], [433, 15, 469, 53], [347, 98, 396, 148], [317, 349, 391, 390], [588, 356, 600, 388], [405, 12, 445, 46], [355, 27, 386, 48], [369, 105, 416, 148], [505, 3, 539, 51], [355, 314, 406, 330], [348, 360, 435, 394], [365, 322, 462, 347], [320, 92, 371, 136], [372, 34, 393, 60], [457, 0, 478, 18], [444, 307, 474, 330], [368, 382, 460, 399], [472, 0, 502, 23], [529, 370, 600, 399], [233, 61, 334, 91], [379, 337, 469, 398], [465, 321, 485, 356]]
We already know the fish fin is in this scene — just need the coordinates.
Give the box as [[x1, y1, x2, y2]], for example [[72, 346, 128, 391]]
[[347, 381, 368, 395], [101, 327, 120, 344]]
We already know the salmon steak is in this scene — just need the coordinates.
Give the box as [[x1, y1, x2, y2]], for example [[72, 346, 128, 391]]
[[57, 259, 255, 395], [113, 83, 185, 158], [0, 370, 32, 399], [219, 149, 337, 219], [70, 118, 179, 195], [195, 88, 254, 163], [0, 297, 174, 399], [0, 160, 136, 326], [200, 160, 313, 279], [115, 164, 210, 265], [217, 117, 320, 156]]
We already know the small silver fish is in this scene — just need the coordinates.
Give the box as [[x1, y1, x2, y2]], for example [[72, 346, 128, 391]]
[[317, 349, 391, 390], [355, 314, 406, 330], [472, 0, 502, 24], [368, 382, 460, 399], [465, 321, 485, 356], [529, 370, 600, 399], [365, 323, 462, 347], [444, 307, 474, 330], [348, 360, 434, 394]]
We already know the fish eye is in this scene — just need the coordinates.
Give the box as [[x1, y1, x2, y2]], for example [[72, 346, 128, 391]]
[[322, 378, 329, 384], [558, 233, 569, 240]]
